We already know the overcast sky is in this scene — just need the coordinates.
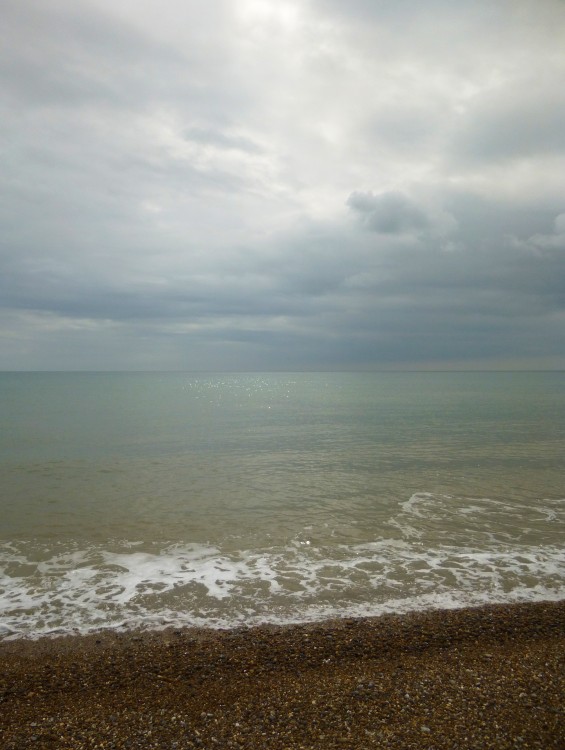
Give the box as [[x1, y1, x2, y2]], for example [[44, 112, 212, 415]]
[[1, 0, 565, 371]]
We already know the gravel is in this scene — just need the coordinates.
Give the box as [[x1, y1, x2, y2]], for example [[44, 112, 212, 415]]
[[1, 601, 563, 749]]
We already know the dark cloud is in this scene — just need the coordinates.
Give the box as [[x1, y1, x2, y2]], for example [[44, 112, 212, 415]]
[[347, 191, 430, 234]]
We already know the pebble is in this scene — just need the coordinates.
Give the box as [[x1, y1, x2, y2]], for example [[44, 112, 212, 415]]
[[0, 601, 563, 750]]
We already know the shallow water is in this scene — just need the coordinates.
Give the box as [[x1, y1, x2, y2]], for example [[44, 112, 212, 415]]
[[1, 371, 564, 638]]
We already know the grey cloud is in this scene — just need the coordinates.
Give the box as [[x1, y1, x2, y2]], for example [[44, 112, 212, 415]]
[[3, 191, 565, 369], [317, 0, 479, 26], [0, 1, 184, 109], [367, 104, 446, 154], [451, 78, 565, 164], [0, 0, 250, 124], [555, 214, 565, 234], [347, 191, 430, 234], [184, 128, 262, 154], [508, 212, 565, 257], [1, 0, 565, 370]]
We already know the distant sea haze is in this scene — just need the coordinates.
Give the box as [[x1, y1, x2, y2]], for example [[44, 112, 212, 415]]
[[1, 371, 564, 640]]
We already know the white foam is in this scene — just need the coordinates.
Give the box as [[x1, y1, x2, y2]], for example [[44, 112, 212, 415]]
[[399, 492, 435, 519], [1, 533, 564, 640], [2, 493, 563, 639], [391, 493, 565, 547]]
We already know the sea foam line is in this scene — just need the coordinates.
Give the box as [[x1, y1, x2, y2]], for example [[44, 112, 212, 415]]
[[1, 537, 564, 640]]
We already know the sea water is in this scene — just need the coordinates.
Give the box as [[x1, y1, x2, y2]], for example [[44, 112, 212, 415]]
[[1, 371, 564, 639]]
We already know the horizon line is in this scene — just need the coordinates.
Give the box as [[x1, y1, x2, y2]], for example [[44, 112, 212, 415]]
[[1, 368, 564, 375]]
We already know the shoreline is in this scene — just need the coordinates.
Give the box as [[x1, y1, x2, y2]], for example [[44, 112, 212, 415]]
[[1, 600, 564, 749]]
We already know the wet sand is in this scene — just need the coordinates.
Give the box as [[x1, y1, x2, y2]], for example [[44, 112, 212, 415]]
[[1, 601, 563, 749]]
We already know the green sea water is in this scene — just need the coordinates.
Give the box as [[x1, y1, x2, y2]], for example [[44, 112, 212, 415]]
[[1, 371, 564, 639]]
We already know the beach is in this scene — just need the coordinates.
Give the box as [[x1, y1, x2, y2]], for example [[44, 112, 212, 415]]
[[1, 600, 563, 749]]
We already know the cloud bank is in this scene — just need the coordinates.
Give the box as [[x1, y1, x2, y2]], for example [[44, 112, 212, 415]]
[[1, 0, 564, 370]]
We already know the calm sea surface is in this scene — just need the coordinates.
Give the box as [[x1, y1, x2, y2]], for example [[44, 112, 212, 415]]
[[1, 371, 564, 639]]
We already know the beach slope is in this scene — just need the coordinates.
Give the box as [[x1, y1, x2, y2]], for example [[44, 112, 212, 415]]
[[1, 601, 563, 749]]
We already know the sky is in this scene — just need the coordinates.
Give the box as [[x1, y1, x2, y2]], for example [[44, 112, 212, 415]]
[[1, 0, 565, 371]]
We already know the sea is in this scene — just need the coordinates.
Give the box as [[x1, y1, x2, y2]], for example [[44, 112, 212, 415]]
[[1, 371, 564, 640]]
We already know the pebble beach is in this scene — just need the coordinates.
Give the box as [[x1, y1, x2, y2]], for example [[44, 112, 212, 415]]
[[1, 600, 563, 749]]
